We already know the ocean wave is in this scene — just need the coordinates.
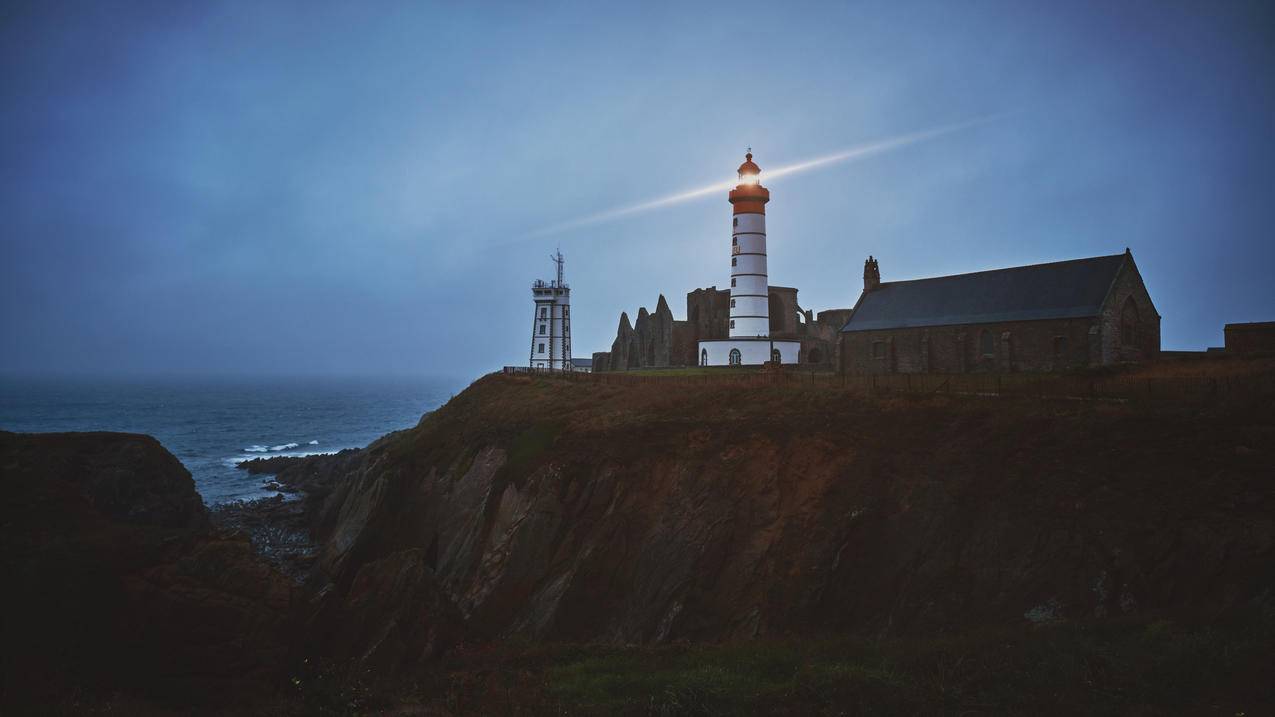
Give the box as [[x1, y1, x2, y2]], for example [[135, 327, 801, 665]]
[[222, 449, 343, 468], [270, 443, 300, 452], [244, 445, 269, 453], [309, 440, 319, 445]]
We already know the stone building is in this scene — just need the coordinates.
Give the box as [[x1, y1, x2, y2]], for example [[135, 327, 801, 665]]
[[839, 250, 1160, 374], [1224, 321, 1275, 354]]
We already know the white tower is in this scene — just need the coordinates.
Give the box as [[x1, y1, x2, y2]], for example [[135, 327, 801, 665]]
[[698, 151, 800, 366], [530, 250, 572, 370], [729, 151, 769, 338]]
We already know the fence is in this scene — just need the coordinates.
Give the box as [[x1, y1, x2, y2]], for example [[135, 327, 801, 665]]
[[501, 365, 1273, 402]]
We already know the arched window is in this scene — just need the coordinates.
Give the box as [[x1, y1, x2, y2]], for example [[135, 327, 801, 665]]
[[979, 329, 994, 357], [1121, 297, 1138, 347], [729, 348, 742, 365], [700, 348, 708, 366], [771, 348, 782, 363]]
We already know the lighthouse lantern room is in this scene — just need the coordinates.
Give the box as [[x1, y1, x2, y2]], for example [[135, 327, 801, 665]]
[[698, 152, 800, 366]]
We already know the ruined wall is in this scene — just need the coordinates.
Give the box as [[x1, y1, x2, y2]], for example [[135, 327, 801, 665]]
[[597, 286, 852, 369], [768, 286, 800, 337], [671, 321, 698, 367], [687, 287, 731, 342]]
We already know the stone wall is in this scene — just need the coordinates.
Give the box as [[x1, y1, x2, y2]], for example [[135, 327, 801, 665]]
[[841, 317, 1101, 374], [594, 296, 676, 371], [1225, 322, 1275, 354], [768, 286, 800, 336], [687, 287, 731, 342], [1097, 258, 1161, 364]]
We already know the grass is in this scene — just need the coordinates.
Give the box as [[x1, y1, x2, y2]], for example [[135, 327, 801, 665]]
[[501, 421, 562, 485], [444, 615, 1273, 715]]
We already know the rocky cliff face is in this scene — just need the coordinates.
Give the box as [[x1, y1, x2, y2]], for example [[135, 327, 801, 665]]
[[285, 375, 1274, 670], [0, 431, 293, 710]]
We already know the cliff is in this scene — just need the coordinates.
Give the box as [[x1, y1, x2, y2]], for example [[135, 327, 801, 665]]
[[0, 431, 293, 710], [288, 374, 1275, 658], [4, 370, 1273, 712]]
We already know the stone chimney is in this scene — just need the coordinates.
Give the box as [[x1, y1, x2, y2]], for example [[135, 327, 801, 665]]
[[863, 255, 881, 293]]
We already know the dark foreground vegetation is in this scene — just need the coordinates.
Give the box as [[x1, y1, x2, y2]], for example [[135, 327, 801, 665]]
[[289, 615, 1272, 715], [2, 356, 1272, 715]]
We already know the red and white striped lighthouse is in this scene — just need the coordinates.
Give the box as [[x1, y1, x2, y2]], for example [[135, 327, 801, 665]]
[[728, 152, 770, 338], [698, 151, 800, 366]]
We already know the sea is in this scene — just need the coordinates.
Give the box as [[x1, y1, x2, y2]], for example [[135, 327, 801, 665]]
[[0, 374, 470, 505]]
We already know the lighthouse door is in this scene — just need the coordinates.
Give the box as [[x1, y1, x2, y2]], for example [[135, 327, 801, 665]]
[[729, 349, 742, 366]]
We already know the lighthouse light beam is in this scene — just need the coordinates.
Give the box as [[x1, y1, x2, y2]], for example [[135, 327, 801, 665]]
[[528, 114, 1002, 238]]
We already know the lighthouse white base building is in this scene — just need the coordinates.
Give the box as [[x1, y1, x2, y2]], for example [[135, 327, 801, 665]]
[[698, 337, 800, 366], [698, 152, 800, 367]]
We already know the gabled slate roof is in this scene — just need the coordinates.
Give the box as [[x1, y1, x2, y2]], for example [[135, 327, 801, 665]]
[[841, 254, 1128, 332], [570, 357, 594, 368]]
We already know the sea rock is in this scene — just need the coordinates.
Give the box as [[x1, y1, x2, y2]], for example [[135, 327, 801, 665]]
[[0, 431, 293, 710]]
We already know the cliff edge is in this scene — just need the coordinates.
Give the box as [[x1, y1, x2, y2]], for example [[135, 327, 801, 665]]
[[288, 374, 1274, 662]]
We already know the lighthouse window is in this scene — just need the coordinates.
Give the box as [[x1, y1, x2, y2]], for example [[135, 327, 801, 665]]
[[538, 343, 545, 353], [732, 257, 737, 267], [730, 320, 736, 329], [731, 278, 736, 288], [733, 217, 738, 227], [732, 236, 738, 246], [730, 299, 736, 308], [539, 325, 546, 335], [729, 349, 742, 365], [539, 307, 547, 318]]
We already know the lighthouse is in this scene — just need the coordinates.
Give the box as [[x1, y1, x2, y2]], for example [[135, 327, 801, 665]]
[[530, 250, 573, 370], [698, 152, 800, 366]]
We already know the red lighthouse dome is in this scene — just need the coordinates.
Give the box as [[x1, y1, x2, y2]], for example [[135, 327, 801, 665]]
[[728, 150, 769, 214]]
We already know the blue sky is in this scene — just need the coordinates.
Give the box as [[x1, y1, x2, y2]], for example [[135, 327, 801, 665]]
[[2, 0, 1272, 376]]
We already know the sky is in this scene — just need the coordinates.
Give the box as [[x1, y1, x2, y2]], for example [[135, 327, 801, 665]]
[[2, 0, 1272, 377]]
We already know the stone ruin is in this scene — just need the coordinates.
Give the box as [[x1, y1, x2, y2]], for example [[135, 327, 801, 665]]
[[592, 287, 851, 371]]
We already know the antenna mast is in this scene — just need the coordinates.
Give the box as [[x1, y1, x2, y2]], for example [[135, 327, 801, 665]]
[[551, 249, 565, 287]]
